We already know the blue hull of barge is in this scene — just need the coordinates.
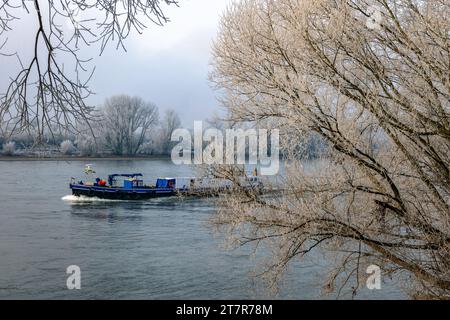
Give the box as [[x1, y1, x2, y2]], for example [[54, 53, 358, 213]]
[[70, 184, 184, 200]]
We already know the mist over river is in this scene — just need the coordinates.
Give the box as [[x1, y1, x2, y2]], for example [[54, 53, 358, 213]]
[[0, 160, 405, 299]]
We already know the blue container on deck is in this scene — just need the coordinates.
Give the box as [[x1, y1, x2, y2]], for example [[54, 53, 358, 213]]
[[123, 179, 144, 189], [124, 180, 133, 189], [156, 178, 176, 189]]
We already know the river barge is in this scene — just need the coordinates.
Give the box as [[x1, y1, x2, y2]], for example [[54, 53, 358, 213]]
[[69, 166, 262, 200]]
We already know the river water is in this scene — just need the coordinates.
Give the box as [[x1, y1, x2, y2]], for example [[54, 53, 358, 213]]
[[0, 160, 405, 299]]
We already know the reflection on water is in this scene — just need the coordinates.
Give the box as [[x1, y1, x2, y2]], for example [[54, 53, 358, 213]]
[[0, 160, 405, 299]]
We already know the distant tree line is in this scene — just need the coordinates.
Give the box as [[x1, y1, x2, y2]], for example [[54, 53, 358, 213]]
[[1, 96, 331, 159], [0, 95, 181, 157]]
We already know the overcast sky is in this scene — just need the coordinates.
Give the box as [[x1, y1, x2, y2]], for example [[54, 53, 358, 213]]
[[94, 0, 232, 126], [0, 0, 232, 128]]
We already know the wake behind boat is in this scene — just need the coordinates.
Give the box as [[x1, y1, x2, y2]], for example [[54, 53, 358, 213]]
[[69, 165, 263, 200]]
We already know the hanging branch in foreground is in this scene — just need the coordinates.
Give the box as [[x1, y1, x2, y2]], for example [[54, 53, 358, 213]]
[[0, 0, 178, 141]]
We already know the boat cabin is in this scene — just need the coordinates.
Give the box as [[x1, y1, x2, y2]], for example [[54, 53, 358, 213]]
[[106, 174, 176, 189], [108, 173, 144, 189]]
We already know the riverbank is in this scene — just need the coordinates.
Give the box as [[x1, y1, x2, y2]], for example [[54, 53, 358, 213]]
[[0, 155, 171, 161]]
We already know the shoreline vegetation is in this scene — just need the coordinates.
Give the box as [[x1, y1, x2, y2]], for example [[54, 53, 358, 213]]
[[0, 155, 172, 161], [0, 95, 183, 160]]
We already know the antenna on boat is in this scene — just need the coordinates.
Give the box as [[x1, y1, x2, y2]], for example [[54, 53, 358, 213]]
[[84, 164, 95, 174]]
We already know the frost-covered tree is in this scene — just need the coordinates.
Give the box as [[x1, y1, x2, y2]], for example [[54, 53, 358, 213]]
[[76, 135, 98, 157], [101, 95, 159, 155], [156, 109, 182, 155], [2, 141, 15, 155], [211, 0, 450, 298], [60, 140, 75, 155]]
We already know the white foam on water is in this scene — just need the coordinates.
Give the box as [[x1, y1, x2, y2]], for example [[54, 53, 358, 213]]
[[61, 195, 122, 202]]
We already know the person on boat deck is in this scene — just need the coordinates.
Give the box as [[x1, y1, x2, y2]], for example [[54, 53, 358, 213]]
[[95, 177, 107, 186]]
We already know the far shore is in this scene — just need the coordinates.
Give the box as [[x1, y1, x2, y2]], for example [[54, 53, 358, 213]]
[[0, 155, 172, 161]]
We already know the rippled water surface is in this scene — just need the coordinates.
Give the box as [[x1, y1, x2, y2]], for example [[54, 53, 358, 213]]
[[0, 160, 405, 299]]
